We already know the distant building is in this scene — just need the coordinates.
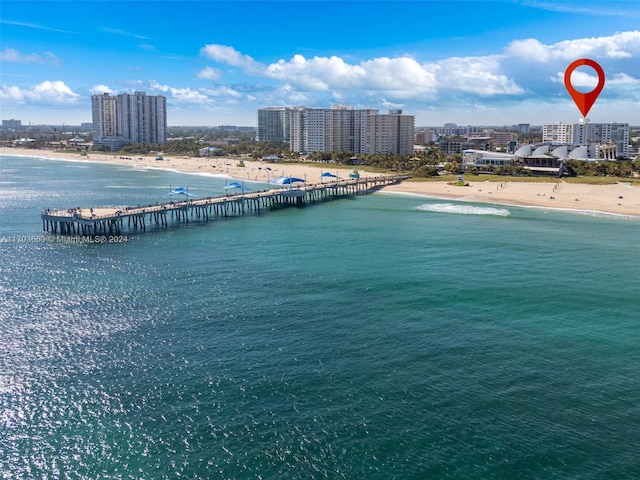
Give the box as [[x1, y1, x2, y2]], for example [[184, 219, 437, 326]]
[[279, 104, 414, 155], [462, 149, 514, 169], [415, 129, 435, 145], [257, 107, 291, 143], [542, 121, 629, 158], [463, 138, 626, 177], [2, 119, 22, 129], [493, 131, 518, 147], [440, 136, 493, 155], [542, 122, 575, 144], [198, 146, 222, 157], [432, 123, 479, 137], [91, 91, 166, 150]]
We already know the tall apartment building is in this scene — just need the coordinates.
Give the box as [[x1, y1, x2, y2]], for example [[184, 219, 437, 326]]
[[279, 105, 414, 155], [585, 123, 629, 158], [257, 107, 291, 143], [370, 109, 415, 155], [542, 123, 575, 144], [92, 91, 166, 149], [1, 119, 23, 129], [542, 121, 629, 158], [92, 93, 118, 143]]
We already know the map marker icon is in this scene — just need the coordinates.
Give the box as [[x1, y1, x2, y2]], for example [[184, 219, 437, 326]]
[[564, 58, 605, 117]]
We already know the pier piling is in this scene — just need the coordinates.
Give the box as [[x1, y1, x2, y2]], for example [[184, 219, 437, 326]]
[[41, 175, 410, 236]]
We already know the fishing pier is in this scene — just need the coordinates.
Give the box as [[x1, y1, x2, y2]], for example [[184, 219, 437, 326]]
[[41, 175, 409, 236]]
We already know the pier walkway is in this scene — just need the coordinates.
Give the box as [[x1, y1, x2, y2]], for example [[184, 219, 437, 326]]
[[41, 175, 410, 236]]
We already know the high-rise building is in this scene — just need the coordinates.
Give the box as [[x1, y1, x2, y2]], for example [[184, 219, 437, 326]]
[[369, 110, 415, 155], [542, 122, 574, 144], [257, 107, 291, 143], [92, 91, 166, 149], [276, 105, 414, 155], [542, 121, 629, 158], [587, 122, 629, 159], [92, 93, 118, 141], [1, 119, 22, 129]]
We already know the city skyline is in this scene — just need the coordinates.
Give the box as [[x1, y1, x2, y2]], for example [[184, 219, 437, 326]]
[[1, 1, 640, 127]]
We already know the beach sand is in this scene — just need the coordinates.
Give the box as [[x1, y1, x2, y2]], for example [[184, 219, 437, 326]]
[[383, 179, 640, 217], [3, 147, 639, 217]]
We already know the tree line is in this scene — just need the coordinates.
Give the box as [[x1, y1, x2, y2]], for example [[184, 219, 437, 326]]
[[17, 135, 639, 179], [111, 140, 640, 178]]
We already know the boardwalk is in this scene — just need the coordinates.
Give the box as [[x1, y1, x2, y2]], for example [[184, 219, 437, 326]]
[[41, 175, 410, 236]]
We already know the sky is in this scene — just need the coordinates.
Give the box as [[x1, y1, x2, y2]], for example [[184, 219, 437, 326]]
[[1, 0, 640, 127]]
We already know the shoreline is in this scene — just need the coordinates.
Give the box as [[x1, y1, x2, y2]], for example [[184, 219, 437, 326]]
[[2, 147, 639, 218]]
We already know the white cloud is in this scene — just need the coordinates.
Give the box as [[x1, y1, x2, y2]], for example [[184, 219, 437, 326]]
[[0, 80, 79, 104], [197, 66, 222, 80], [506, 30, 640, 62], [200, 86, 242, 98], [266, 54, 366, 90], [150, 81, 209, 103], [0, 48, 60, 66], [608, 72, 640, 85], [90, 84, 115, 94], [0, 85, 25, 102], [200, 44, 262, 73], [198, 43, 526, 100], [381, 98, 405, 109], [552, 70, 638, 88], [272, 84, 309, 104], [504, 38, 552, 62], [359, 56, 436, 96], [32, 81, 79, 103], [1, 48, 40, 63], [435, 56, 525, 96], [171, 88, 209, 103], [149, 81, 170, 93], [100, 27, 150, 40], [566, 69, 599, 89], [149, 81, 248, 105], [524, 2, 640, 19]]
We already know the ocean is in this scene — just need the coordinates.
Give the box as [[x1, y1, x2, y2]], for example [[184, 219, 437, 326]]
[[1, 154, 640, 479]]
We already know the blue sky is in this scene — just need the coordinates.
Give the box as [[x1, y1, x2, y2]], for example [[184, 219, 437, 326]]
[[2, 0, 640, 127]]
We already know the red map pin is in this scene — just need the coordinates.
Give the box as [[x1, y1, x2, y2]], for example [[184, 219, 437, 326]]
[[564, 58, 605, 117]]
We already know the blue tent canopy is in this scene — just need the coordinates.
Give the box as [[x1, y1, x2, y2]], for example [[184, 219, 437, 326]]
[[272, 176, 305, 185], [224, 181, 251, 191], [321, 172, 337, 178], [168, 187, 196, 197]]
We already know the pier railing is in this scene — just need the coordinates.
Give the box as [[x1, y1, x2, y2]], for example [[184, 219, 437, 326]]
[[41, 175, 410, 236]]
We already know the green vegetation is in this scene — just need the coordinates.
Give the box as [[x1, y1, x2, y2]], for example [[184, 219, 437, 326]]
[[22, 124, 625, 182], [113, 139, 640, 181], [567, 159, 640, 178]]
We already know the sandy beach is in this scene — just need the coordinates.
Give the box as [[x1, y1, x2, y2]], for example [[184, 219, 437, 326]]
[[3, 147, 639, 217]]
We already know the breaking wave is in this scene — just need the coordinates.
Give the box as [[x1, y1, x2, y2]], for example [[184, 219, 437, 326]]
[[416, 203, 511, 217]]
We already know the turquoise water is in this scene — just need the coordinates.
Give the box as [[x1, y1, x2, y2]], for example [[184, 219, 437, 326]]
[[1, 154, 640, 479]]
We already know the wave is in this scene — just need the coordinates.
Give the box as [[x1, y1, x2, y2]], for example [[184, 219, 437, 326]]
[[416, 203, 511, 217]]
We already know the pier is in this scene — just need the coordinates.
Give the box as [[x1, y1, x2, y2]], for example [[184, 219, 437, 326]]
[[41, 175, 410, 236]]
